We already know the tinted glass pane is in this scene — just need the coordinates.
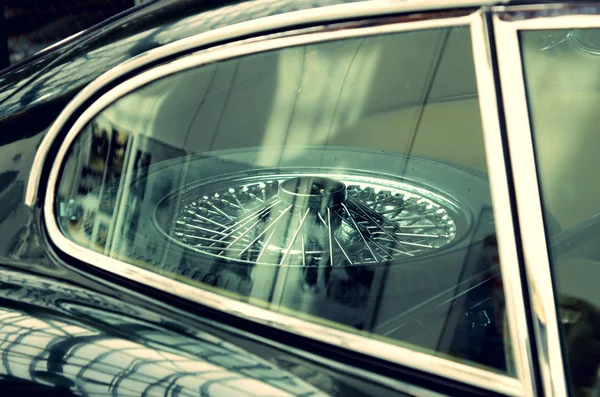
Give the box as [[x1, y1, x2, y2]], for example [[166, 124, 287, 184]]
[[521, 29, 600, 394], [56, 26, 514, 374]]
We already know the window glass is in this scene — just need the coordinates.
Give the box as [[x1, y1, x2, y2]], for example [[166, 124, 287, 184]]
[[521, 28, 600, 394], [56, 26, 514, 374]]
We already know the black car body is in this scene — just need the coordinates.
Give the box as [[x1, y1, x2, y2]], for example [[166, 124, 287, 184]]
[[0, 1, 599, 396]]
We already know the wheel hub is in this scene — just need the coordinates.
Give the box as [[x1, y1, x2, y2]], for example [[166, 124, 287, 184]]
[[278, 176, 347, 209]]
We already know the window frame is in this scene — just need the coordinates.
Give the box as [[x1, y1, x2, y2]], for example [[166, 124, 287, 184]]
[[29, 3, 538, 396]]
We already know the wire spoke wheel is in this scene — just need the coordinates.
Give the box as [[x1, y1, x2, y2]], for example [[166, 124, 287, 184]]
[[155, 170, 467, 267]]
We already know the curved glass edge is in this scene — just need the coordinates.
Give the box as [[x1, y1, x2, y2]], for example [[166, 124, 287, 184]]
[[38, 12, 526, 397]]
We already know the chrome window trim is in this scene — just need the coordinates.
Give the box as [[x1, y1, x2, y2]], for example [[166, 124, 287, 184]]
[[205, 316, 451, 397], [36, 9, 524, 397], [471, 10, 536, 397], [488, 8, 600, 397], [24, 0, 511, 207]]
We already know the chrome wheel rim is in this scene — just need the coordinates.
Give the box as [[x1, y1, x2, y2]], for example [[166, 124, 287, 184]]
[[155, 170, 468, 267]]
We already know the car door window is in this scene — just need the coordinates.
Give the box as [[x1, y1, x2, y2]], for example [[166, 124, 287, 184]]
[[52, 24, 517, 379], [520, 27, 600, 395]]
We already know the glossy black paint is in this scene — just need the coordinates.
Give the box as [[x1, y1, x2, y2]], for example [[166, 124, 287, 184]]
[[0, 268, 334, 396], [0, 0, 520, 396]]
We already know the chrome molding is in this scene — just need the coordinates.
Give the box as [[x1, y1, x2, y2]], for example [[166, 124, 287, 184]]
[[492, 11, 579, 397], [34, 30, 87, 57], [36, 10, 525, 396], [471, 10, 536, 397], [25, 0, 511, 207]]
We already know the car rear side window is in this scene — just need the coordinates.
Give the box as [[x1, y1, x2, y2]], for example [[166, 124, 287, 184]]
[[52, 24, 516, 378]]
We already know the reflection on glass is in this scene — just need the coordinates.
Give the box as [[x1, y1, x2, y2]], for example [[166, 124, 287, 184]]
[[521, 28, 600, 396], [56, 27, 514, 374]]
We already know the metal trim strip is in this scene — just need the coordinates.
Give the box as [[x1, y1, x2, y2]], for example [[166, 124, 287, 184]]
[[471, 10, 536, 397]]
